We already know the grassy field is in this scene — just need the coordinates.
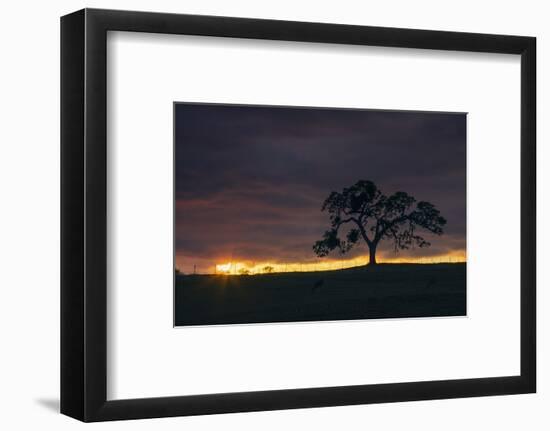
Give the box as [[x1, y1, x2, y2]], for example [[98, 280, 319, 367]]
[[174, 263, 466, 326]]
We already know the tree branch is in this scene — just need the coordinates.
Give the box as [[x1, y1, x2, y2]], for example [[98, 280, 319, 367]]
[[334, 216, 372, 246]]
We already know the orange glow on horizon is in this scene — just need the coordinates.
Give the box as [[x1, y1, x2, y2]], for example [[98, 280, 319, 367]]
[[212, 250, 466, 275]]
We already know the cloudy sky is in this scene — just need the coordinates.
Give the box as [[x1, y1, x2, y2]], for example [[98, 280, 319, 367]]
[[175, 103, 466, 274]]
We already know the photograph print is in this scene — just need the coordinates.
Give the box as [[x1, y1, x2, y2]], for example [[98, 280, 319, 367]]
[[174, 103, 466, 326]]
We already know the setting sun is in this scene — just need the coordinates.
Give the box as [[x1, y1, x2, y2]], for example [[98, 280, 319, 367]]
[[215, 263, 233, 274]]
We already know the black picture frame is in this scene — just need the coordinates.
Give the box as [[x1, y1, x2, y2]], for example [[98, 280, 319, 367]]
[[61, 8, 536, 422]]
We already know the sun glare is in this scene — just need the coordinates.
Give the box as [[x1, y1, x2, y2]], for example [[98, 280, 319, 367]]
[[215, 263, 232, 273], [212, 251, 466, 276]]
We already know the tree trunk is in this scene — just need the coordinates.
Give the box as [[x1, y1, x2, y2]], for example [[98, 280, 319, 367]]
[[368, 244, 377, 265]]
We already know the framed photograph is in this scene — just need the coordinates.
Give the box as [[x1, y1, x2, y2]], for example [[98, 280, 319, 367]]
[[173, 102, 467, 326], [61, 8, 536, 422]]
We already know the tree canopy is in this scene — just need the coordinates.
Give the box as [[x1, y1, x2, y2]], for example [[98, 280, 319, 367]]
[[313, 180, 447, 264]]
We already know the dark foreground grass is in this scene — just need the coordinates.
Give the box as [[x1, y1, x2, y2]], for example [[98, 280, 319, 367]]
[[174, 263, 466, 326]]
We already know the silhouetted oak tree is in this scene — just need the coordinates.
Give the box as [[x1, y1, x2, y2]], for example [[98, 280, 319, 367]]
[[313, 180, 446, 265]]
